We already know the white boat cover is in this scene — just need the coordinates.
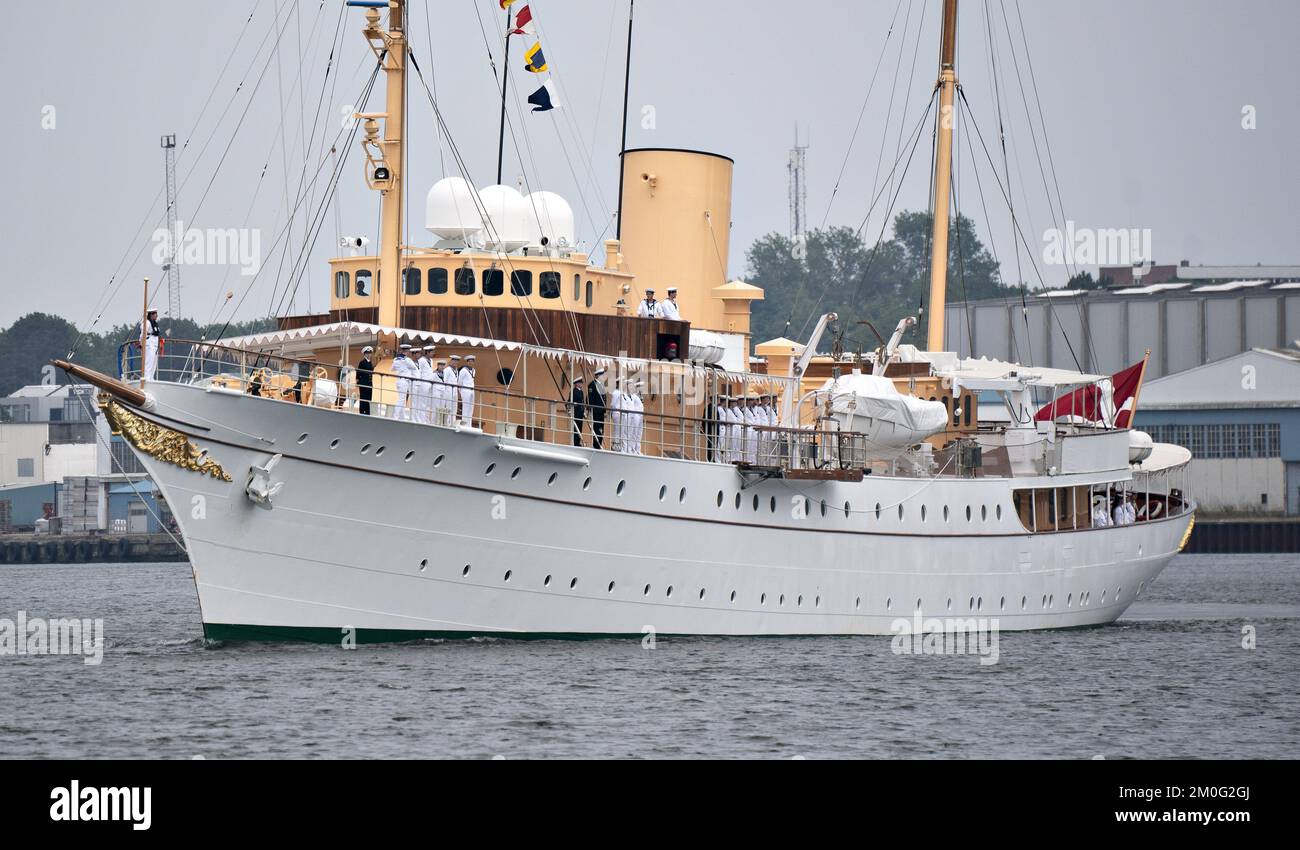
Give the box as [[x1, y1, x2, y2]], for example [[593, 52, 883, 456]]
[[818, 371, 949, 453]]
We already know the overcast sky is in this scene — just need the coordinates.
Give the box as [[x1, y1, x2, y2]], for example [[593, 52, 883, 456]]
[[3, 0, 1297, 332]]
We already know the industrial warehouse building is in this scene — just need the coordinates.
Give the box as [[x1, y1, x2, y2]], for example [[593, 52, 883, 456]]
[[943, 264, 1300, 379], [1133, 347, 1300, 516]]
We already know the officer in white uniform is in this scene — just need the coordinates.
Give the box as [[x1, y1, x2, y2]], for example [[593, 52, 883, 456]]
[[139, 309, 161, 381], [654, 287, 682, 321], [635, 289, 658, 318], [393, 343, 414, 420], [458, 354, 477, 426], [630, 381, 645, 454], [414, 345, 435, 425]]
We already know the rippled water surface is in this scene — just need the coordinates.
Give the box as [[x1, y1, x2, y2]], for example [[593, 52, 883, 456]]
[[1, 554, 1297, 758]]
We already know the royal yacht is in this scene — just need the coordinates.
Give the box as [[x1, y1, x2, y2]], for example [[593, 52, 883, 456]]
[[60, 0, 1194, 641]]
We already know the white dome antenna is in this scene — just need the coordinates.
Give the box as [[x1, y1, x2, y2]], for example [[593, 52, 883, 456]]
[[425, 177, 484, 247]]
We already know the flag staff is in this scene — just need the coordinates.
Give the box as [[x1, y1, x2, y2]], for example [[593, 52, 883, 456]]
[[496, 5, 513, 185], [615, 0, 634, 240]]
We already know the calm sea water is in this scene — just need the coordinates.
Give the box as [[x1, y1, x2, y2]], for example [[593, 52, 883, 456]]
[[1, 554, 1297, 759]]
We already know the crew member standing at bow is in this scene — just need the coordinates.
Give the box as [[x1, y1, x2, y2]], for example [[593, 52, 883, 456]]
[[414, 345, 434, 424], [393, 343, 414, 420], [357, 345, 375, 415], [458, 354, 477, 426], [588, 368, 608, 449], [568, 374, 586, 446], [139, 309, 161, 381]]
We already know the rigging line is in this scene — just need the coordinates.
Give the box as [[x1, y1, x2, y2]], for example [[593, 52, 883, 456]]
[[819, 0, 906, 229], [421, 0, 445, 175], [956, 88, 1083, 372], [951, 104, 974, 356], [868, 0, 912, 231], [982, 0, 1031, 367], [886, 0, 927, 221]]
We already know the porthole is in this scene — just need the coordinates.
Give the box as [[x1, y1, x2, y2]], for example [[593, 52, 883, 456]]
[[375, 446, 385, 457], [999, 596, 1006, 611], [679, 487, 687, 503], [643, 584, 651, 596], [659, 485, 667, 501], [729, 590, 736, 603], [996, 505, 1002, 520], [898, 505, 904, 521], [330, 438, 340, 450], [1137, 581, 1145, 596], [1117, 586, 1123, 598], [666, 585, 674, 598], [1041, 595, 1048, 608], [965, 505, 971, 521], [418, 558, 427, 572], [1021, 595, 1027, 610], [608, 581, 615, 593], [843, 501, 851, 518], [504, 570, 512, 582], [886, 597, 893, 611], [914, 597, 921, 611], [544, 575, 552, 587], [753, 494, 760, 511], [761, 593, 767, 605], [462, 564, 471, 576], [547, 472, 557, 486], [855, 596, 861, 610], [698, 588, 705, 600], [735, 493, 742, 509], [875, 503, 882, 519], [820, 501, 827, 517], [803, 497, 811, 516], [485, 463, 496, 475], [616, 480, 626, 496], [779, 594, 785, 606], [570, 577, 578, 589], [297, 433, 309, 444], [404, 451, 415, 462], [946, 598, 953, 611], [1048, 594, 1054, 608], [797, 595, 804, 607], [716, 490, 724, 507], [977, 596, 983, 611], [361, 443, 372, 454], [1067, 593, 1073, 607], [770, 496, 777, 513], [968, 596, 975, 611], [583, 476, 592, 490], [943, 505, 949, 522], [1101, 590, 1107, 603], [981, 505, 988, 521], [815, 595, 820, 608], [510, 466, 521, 479], [921, 505, 928, 522], [433, 454, 444, 466]]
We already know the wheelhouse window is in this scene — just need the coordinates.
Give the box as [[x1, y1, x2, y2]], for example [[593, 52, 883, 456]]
[[454, 267, 475, 295], [403, 266, 421, 295], [585, 280, 593, 308], [539, 271, 561, 299], [482, 268, 504, 296], [510, 270, 532, 296], [428, 267, 448, 294], [355, 270, 373, 297], [334, 270, 349, 298], [573, 273, 581, 301]]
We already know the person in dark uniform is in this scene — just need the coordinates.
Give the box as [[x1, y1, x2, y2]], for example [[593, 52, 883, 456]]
[[587, 367, 608, 450], [357, 345, 375, 415], [569, 373, 586, 447], [703, 397, 718, 462]]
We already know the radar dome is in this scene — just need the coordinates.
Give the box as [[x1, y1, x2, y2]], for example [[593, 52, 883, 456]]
[[425, 177, 483, 243], [523, 191, 575, 249], [477, 184, 530, 253]]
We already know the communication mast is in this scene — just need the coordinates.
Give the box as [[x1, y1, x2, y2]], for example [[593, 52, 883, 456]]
[[788, 125, 808, 242], [160, 134, 180, 319]]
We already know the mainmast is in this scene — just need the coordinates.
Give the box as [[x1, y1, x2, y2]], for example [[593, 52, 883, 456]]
[[925, 0, 958, 352], [354, 0, 406, 328]]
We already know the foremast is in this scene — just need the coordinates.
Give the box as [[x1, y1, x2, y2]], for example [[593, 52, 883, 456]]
[[925, 0, 958, 352], [354, 0, 407, 328]]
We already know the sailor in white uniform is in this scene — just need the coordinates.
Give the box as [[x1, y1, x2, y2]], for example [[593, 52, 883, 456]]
[[139, 309, 161, 382], [654, 287, 682, 321], [724, 396, 742, 462], [1092, 498, 1112, 528], [1124, 495, 1137, 525], [609, 380, 625, 452], [741, 396, 759, 463], [630, 381, 646, 454], [414, 345, 435, 425], [431, 358, 448, 424], [393, 343, 414, 420], [443, 355, 461, 424], [458, 355, 476, 426], [635, 289, 658, 319]]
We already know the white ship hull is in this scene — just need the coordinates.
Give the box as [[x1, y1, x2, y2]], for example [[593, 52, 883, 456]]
[[127, 384, 1191, 642]]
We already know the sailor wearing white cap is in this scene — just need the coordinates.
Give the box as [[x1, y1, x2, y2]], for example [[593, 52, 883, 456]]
[[443, 356, 461, 424], [609, 378, 625, 452], [393, 343, 414, 420], [412, 345, 433, 425], [741, 395, 759, 464], [458, 354, 477, 426], [630, 381, 646, 454], [432, 357, 450, 424], [636, 288, 658, 318], [588, 368, 608, 449], [357, 345, 375, 416], [725, 396, 742, 462], [654, 287, 681, 321]]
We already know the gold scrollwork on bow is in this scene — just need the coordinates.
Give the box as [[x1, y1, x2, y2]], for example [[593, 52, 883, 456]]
[[101, 398, 232, 482]]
